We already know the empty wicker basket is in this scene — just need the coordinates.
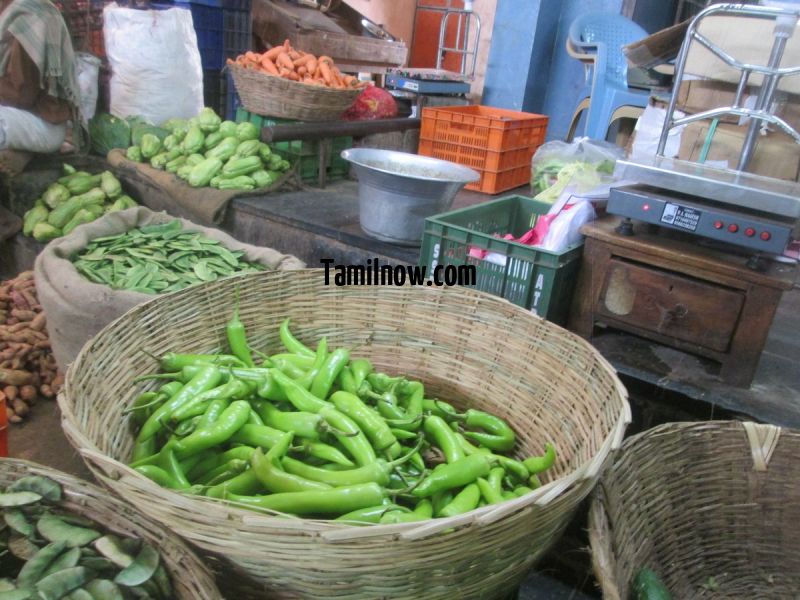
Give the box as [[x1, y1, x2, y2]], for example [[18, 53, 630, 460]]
[[590, 421, 800, 599], [59, 269, 630, 599], [0, 458, 222, 600], [229, 64, 360, 121]]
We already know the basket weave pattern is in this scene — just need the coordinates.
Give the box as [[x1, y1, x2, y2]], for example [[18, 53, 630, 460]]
[[589, 421, 800, 600], [0, 458, 222, 600], [229, 64, 360, 121], [60, 269, 630, 599]]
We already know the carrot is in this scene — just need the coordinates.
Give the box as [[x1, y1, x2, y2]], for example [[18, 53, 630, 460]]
[[283, 39, 291, 52], [306, 57, 317, 75], [293, 54, 313, 67], [246, 51, 258, 62], [318, 60, 333, 85], [297, 66, 307, 76], [261, 56, 279, 75], [276, 52, 294, 71], [288, 50, 300, 60], [285, 71, 300, 81], [264, 46, 283, 61]]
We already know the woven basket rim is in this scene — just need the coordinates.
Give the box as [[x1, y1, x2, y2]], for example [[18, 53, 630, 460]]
[[60, 269, 631, 541], [0, 456, 222, 599], [588, 420, 797, 600], [229, 63, 362, 98]]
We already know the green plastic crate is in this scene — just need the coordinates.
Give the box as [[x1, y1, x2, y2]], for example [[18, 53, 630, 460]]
[[419, 195, 584, 324], [235, 108, 351, 184]]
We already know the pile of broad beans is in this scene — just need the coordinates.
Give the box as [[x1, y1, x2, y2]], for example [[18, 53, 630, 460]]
[[0, 475, 173, 598], [128, 307, 556, 523]]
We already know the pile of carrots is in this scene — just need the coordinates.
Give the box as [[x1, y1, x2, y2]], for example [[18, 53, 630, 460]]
[[228, 40, 369, 90]]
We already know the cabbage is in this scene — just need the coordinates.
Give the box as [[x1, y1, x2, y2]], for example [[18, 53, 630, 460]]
[[88, 113, 131, 156]]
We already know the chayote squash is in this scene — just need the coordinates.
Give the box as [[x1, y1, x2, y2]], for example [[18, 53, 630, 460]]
[[204, 131, 225, 151], [42, 183, 70, 209], [217, 175, 255, 191], [188, 157, 223, 187], [162, 134, 178, 151], [236, 122, 259, 142], [206, 137, 239, 162], [100, 171, 122, 199], [251, 169, 279, 188], [258, 143, 272, 162], [140, 133, 163, 159], [218, 121, 237, 138], [186, 153, 206, 167], [182, 126, 205, 154], [23, 204, 49, 236], [235, 140, 261, 158], [197, 107, 221, 133], [32, 222, 62, 242], [65, 174, 102, 196], [222, 156, 262, 177], [126, 146, 143, 162], [150, 152, 170, 170]]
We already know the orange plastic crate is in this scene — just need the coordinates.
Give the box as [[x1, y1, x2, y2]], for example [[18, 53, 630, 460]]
[[469, 164, 531, 194], [418, 139, 535, 173], [420, 105, 548, 152]]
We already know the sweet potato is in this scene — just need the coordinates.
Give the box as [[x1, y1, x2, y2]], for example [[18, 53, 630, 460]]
[[12, 398, 28, 417], [19, 385, 36, 402], [0, 368, 32, 386], [3, 386, 17, 401]]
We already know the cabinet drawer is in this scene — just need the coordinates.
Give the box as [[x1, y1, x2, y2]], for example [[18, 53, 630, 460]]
[[597, 259, 744, 352]]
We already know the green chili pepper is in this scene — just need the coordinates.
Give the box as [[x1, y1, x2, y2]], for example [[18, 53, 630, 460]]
[[247, 409, 264, 426], [171, 378, 252, 422], [173, 415, 201, 437], [396, 381, 424, 431], [297, 441, 356, 468], [205, 469, 262, 498], [281, 437, 422, 487], [132, 446, 190, 489], [337, 367, 358, 395], [380, 498, 433, 524], [137, 365, 222, 441], [477, 467, 506, 505], [256, 401, 322, 440], [422, 398, 458, 420], [226, 290, 254, 367], [279, 318, 315, 358], [310, 348, 350, 399], [172, 400, 251, 458], [412, 454, 491, 498], [438, 483, 481, 518], [366, 372, 404, 393], [223, 482, 385, 516], [523, 442, 556, 474], [131, 436, 157, 463], [197, 398, 230, 430], [266, 356, 307, 379], [334, 502, 407, 524], [318, 405, 377, 467], [251, 434, 332, 493], [198, 459, 249, 486], [134, 465, 186, 489], [187, 446, 255, 481], [455, 432, 529, 482], [228, 423, 285, 449], [271, 369, 329, 413], [432, 490, 454, 517], [424, 415, 466, 464], [159, 352, 244, 372], [296, 337, 329, 390], [330, 391, 397, 452], [268, 353, 315, 370], [390, 427, 418, 441], [349, 358, 373, 390], [513, 486, 533, 497], [458, 409, 516, 452]]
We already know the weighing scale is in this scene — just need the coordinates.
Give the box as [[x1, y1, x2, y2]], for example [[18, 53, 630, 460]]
[[607, 4, 800, 262]]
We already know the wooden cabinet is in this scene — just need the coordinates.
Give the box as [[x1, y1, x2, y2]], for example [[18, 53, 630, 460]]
[[569, 218, 796, 388]]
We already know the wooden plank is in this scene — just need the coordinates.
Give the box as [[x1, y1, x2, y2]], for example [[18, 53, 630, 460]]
[[568, 237, 613, 337], [252, 0, 408, 66], [580, 217, 797, 290], [597, 258, 744, 352]]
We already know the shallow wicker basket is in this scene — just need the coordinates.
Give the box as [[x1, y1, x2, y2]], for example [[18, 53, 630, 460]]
[[59, 269, 630, 600], [589, 421, 800, 600], [229, 64, 360, 121], [0, 458, 222, 600]]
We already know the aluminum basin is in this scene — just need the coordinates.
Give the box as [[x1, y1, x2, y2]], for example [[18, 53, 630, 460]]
[[341, 148, 480, 246]]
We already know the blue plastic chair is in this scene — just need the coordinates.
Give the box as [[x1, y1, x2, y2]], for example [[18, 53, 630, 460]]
[[566, 12, 650, 142]]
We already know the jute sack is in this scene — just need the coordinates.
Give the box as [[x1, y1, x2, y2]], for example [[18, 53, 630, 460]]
[[34, 206, 305, 370]]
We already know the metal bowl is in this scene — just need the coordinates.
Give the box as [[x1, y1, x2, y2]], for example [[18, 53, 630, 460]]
[[341, 148, 480, 246]]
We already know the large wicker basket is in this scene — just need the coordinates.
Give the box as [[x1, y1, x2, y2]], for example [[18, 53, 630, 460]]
[[0, 458, 222, 600], [589, 421, 800, 599], [229, 64, 360, 121], [59, 269, 630, 600]]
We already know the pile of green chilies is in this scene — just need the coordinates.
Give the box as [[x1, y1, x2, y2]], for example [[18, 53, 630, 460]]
[[127, 307, 557, 524]]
